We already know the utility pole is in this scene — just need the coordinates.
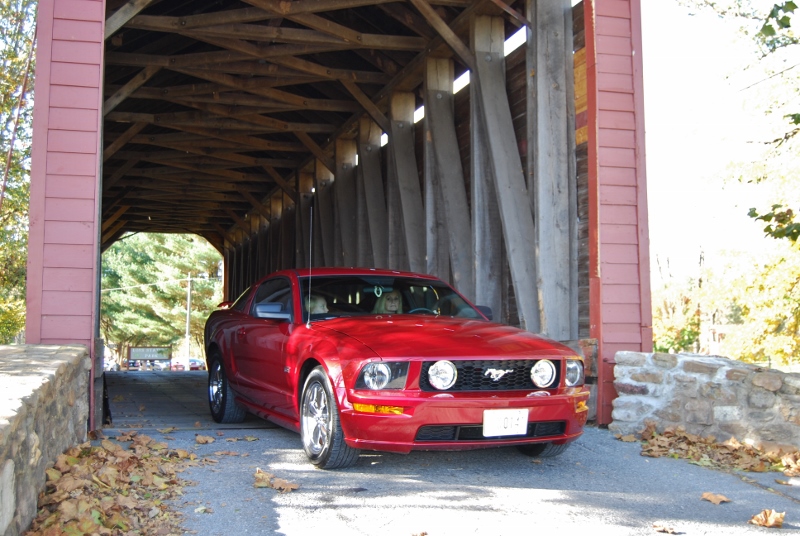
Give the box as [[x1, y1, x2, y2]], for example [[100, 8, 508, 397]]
[[185, 273, 192, 365]]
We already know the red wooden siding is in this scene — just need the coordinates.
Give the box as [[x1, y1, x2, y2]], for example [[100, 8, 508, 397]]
[[586, 0, 653, 424], [26, 0, 104, 347]]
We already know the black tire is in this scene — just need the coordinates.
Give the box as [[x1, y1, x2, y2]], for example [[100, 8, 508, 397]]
[[208, 355, 246, 423], [516, 442, 571, 458], [300, 367, 359, 469]]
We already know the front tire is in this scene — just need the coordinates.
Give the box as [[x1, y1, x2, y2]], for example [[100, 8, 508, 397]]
[[516, 442, 570, 458], [208, 355, 246, 423], [300, 367, 359, 469]]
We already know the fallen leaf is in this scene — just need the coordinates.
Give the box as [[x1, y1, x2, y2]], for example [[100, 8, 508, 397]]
[[700, 492, 730, 505], [225, 438, 239, 442], [254, 468, 274, 488], [138, 404, 146, 412], [617, 434, 638, 443], [194, 506, 213, 514], [194, 421, 202, 428], [216, 431, 225, 436], [214, 451, 240, 457], [244, 436, 258, 442], [272, 478, 299, 493], [775, 479, 790, 486], [157, 427, 177, 434], [112, 395, 124, 402], [195, 435, 215, 444], [748, 509, 785, 528], [653, 524, 677, 534]]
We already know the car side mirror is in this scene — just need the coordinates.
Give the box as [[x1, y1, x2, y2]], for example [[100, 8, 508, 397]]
[[476, 305, 493, 321], [254, 302, 292, 321]]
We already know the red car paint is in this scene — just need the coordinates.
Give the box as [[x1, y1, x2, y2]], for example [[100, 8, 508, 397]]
[[204, 268, 590, 458]]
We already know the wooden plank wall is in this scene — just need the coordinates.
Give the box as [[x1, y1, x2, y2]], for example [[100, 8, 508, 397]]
[[585, 0, 653, 424], [26, 0, 104, 347]]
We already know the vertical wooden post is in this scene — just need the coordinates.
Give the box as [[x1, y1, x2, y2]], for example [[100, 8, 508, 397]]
[[423, 67, 451, 281], [471, 15, 540, 332], [389, 92, 426, 274], [315, 159, 335, 266], [355, 158, 374, 267], [471, 69, 504, 320], [358, 117, 389, 268], [297, 171, 314, 268], [385, 141, 408, 270], [424, 57, 474, 299], [527, 0, 578, 340], [335, 138, 358, 266]]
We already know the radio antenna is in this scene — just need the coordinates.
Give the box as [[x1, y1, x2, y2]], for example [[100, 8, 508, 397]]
[[306, 195, 314, 328]]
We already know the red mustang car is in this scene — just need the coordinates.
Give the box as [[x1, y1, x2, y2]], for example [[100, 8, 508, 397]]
[[204, 268, 589, 469]]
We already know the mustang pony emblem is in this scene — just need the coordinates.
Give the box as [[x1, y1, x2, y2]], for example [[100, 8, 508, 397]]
[[484, 368, 514, 381]]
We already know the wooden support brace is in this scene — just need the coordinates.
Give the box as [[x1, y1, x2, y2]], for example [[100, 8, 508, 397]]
[[408, 0, 475, 72], [105, 0, 158, 40], [225, 209, 252, 235], [389, 92, 426, 274], [239, 190, 272, 219], [102, 205, 130, 232], [295, 132, 335, 174], [102, 220, 127, 244], [103, 122, 147, 162], [358, 117, 388, 268], [104, 66, 161, 115], [262, 166, 299, 204], [335, 138, 358, 266], [527, 0, 577, 339], [341, 80, 391, 134], [424, 57, 474, 297], [471, 15, 540, 332]]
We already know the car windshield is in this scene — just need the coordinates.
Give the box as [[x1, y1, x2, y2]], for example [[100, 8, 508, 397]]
[[299, 275, 482, 322]]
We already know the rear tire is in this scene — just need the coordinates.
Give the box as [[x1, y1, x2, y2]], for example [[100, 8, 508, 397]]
[[300, 367, 359, 469], [516, 442, 570, 458], [208, 355, 246, 423]]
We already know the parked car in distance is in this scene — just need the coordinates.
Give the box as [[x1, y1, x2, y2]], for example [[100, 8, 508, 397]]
[[204, 268, 590, 469], [189, 358, 206, 371], [170, 363, 185, 371]]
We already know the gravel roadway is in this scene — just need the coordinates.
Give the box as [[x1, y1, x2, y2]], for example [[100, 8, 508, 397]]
[[130, 425, 799, 536], [103, 372, 799, 535]]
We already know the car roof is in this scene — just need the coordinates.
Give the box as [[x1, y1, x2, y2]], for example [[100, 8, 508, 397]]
[[276, 267, 441, 281]]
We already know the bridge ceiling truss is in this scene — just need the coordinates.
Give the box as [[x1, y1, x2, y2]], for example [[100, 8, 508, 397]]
[[101, 0, 524, 251]]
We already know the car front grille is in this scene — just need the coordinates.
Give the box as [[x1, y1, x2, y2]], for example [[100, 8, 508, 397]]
[[419, 359, 559, 392], [415, 421, 566, 442]]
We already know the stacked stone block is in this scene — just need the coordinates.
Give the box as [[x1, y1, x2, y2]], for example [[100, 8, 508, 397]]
[[0, 345, 90, 536], [609, 351, 800, 449]]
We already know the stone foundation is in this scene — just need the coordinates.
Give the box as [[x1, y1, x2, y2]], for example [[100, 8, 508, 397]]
[[609, 352, 800, 449], [0, 345, 91, 536]]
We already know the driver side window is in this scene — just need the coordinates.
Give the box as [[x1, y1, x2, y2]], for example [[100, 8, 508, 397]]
[[251, 278, 294, 319]]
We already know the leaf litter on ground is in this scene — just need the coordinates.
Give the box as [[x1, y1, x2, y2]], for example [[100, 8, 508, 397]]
[[616, 421, 800, 477], [25, 431, 296, 535]]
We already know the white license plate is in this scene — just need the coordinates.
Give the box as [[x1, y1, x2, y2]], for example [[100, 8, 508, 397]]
[[482, 409, 528, 437]]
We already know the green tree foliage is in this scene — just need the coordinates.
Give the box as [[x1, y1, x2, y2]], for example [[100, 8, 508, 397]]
[[101, 234, 222, 366], [0, 0, 36, 343], [652, 276, 701, 354]]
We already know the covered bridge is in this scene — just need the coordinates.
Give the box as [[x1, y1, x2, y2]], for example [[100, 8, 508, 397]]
[[24, 0, 652, 427]]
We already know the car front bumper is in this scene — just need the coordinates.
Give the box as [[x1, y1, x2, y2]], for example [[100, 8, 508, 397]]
[[339, 388, 590, 454]]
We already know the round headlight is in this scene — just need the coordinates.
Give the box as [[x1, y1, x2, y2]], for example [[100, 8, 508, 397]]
[[428, 360, 457, 390], [363, 363, 391, 390], [565, 359, 584, 387], [531, 359, 556, 388]]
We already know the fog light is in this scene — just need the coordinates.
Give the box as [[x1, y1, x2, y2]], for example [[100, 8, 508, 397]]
[[565, 359, 584, 387], [531, 359, 556, 388], [428, 360, 457, 390], [362, 363, 391, 390]]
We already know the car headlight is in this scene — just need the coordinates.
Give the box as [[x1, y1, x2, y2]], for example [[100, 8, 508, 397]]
[[565, 359, 584, 387], [530, 359, 556, 388], [355, 362, 409, 390], [428, 360, 457, 390]]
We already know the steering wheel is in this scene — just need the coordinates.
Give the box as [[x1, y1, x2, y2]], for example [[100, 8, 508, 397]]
[[408, 307, 436, 314]]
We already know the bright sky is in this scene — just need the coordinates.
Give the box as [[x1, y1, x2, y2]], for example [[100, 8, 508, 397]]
[[640, 1, 780, 282]]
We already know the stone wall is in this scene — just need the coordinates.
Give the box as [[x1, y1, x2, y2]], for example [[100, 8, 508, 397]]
[[0, 345, 91, 536], [609, 352, 800, 449]]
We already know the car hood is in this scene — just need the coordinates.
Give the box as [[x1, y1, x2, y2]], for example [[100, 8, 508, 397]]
[[317, 315, 576, 359]]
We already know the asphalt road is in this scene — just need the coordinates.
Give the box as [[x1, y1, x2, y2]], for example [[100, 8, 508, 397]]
[[104, 372, 799, 535]]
